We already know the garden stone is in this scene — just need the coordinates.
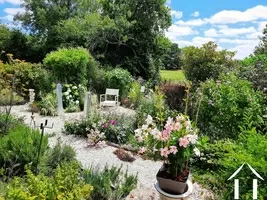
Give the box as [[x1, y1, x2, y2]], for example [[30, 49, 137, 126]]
[[56, 83, 64, 116], [126, 188, 159, 200], [29, 89, 35, 103], [84, 92, 91, 117]]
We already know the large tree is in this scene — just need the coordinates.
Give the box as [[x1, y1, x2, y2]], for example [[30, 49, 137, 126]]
[[254, 24, 267, 55], [14, 0, 172, 79]]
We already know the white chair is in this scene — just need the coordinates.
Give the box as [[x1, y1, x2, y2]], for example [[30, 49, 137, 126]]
[[100, 88, 119, 107]]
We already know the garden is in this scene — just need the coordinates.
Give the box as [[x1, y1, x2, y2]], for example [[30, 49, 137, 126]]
[[0, 0, 267, 199]]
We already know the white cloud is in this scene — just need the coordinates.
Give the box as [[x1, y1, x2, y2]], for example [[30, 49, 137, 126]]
[[175, 19, 207, 26], [204, 28, 220, 37], [218, 26, 257, 37], [219, 38, 257, 44], [230, 44, 256, 59], [257, 21, 267, 31], [192, 11, 200, 17], [171, 10, 183, 19], [4, 7, 24, 15], [0, 14, 13, 21], [174, 37, 216, 48], [246, 32, 263, 39], [0, 0, 21, 5], [166, 0, 171, 6], [208, 5, 267, 24], [165, 25, 198, 41]]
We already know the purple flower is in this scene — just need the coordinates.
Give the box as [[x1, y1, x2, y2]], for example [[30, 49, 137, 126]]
[[110, 120, 117, 125], [103, 123, 108, 129]]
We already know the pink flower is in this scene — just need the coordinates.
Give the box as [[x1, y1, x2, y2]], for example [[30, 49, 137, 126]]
[[162, 130, 170, 140], [137, 136, 143, 143], [160, 147, 169, 158], [110, 120, 117, 125], [173, 122, 181, 131], [138, 147, 147, 154], [169, 146, 178, 154], [179, 137, 189, 148], [103, 123, 108, 129]]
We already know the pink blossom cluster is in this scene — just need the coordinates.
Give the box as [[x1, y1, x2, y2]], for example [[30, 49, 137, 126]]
[[135, 114, 200, 158], [160, 146, 178, 158], [179, 134, 198, 148]]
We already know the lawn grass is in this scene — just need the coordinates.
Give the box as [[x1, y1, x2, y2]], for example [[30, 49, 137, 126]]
[[160, 70, 186, 82]]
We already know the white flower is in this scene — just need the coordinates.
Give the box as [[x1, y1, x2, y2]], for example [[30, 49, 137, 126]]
[[193, 147, 200, 157], [151, 128, 161, 139], [187, 134, 198, 144], [134, 128, 142, 137], [75, 100, 79, 104], [66, 96, 70, 100], [141, 124, 148, 130], [64, 91, 69, 96], [176, 115, 185, 122], [145, 115, 153, 125], [165, 117, 173, 126], [72, 86, 77, 90]]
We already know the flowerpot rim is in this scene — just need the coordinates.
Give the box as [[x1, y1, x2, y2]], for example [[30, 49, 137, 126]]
[[154, 180, 193, 198]]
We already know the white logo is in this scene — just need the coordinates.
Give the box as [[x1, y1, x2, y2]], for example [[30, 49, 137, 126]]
[[228, 163, 264, 199]]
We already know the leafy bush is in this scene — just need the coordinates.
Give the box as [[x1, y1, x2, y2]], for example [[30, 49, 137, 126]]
[[237, 55, 267, 91], [1, 59, 53, 100], [3, 162, 93, 200], [62, 83, 86, 112], [83, 165, 137, 200], [105, 68, 133, 98], [0, 88, 24, 106], [182, 42, 236, 83], [40, 141, 76, 175], [196, 73, 264, 140], [0, 124, 48, 177], [64, 113, 101, 137], [160, 81, 187, 111], [38, 92, 58, 116], [43, 47, 94, 86], [127, 81, 143, 109], [64, 112, 135, 144], [193, 129, 267, 199]]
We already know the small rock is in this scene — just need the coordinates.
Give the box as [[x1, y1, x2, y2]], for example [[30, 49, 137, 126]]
[[126, 188, 159, 200]]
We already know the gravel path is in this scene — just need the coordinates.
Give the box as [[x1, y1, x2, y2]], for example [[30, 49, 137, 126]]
[[9, 104, 213, 200]]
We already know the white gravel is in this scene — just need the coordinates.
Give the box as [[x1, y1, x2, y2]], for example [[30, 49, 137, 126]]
[[9, 104, 214, 200]]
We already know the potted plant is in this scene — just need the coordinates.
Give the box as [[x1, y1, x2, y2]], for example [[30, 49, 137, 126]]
[[135, 114, 200, 198]]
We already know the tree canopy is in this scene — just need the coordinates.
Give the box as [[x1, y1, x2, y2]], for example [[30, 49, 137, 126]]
[[6, 0, 172, 80]]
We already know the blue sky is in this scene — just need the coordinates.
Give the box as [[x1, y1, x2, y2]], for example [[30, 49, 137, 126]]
[[1, 0, 267, 59]]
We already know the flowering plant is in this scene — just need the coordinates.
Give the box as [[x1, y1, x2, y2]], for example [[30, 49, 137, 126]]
[[135, 114, 200, 182]]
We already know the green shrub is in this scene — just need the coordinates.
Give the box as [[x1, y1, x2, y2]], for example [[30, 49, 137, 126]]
[[64, 112, 135, 145], [105, 68, 133, 98], [38, 92, 58, 116], [196, 73, 264, 140], [182, 42, 236, 83], [83, 165, 137, 200], [127, 81, 143, 109], [193, 129, 267, 199], [40, 141, 76, 175], [4, 162, 93, 200], [0, 88, 24, 106], [43, 47, 94, 86], [62, 83, 86, 112], [2, 60, 52, 100], [64, 113, 101, 137], [0, 124, 48, 177], [237, 55, 267, 91]]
